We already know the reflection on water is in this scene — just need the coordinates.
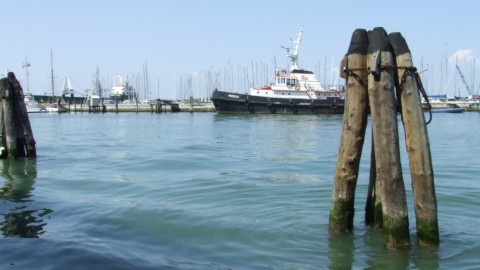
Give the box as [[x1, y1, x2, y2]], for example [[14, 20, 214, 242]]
[[0, 158, 52, 238], [328, 233, 354, 269]]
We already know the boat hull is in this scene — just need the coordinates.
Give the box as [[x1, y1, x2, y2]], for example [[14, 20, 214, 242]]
[[431, 108, 465, 113], [211, 89, 344, 114]]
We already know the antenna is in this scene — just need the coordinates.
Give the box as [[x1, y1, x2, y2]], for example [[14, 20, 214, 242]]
[[281, 27, 303, 71], [22, 55, 31, 92]]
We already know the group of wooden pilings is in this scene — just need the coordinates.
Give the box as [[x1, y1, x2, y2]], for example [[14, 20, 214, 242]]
[[0, 72, 36, 159], [329, 27, 439, 249]]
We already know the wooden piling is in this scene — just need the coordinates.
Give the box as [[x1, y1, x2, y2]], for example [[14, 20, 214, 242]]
[[365, 137, 378, 227], [389, 32, 439, 246], [0, 72, 37, 159], [8, 72, 36, 157], [366, 27, 410, 249], [1, 78, 17, 158], [189, 96, 194, 113], [329, 29, 369, 233], [0, 81, 5, 158]]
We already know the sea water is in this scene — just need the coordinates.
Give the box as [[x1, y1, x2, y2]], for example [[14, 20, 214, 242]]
[[0, 112, 479, 269]]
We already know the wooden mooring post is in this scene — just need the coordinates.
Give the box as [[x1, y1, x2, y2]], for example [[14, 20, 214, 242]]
[[0, 72, 36, 159], [329, 29, 369, 233], [329, 27, 439, 249], [389, 32, 439, 246]]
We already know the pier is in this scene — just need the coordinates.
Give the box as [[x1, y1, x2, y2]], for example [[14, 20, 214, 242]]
[[28, 95, 216, 113]]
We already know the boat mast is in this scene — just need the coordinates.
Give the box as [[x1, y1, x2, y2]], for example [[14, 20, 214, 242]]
[[50, 49, 55, 101], [282, 28, 303, 71], [22, 55, 31, 93]]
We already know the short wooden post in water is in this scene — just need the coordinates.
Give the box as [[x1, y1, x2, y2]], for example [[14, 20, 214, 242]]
[[389, 32, 439, 246], [8, 72, 36, 157], [365, 136, 379, 227], [329, 29, 369, 233], [367, 27, 410, 249], [189, 96, 194, 113], [0, 78, 17, 158], [0, 81, 4, 158]]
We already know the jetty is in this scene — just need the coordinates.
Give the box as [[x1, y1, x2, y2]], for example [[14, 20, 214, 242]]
[[26, 95, 216, 113]]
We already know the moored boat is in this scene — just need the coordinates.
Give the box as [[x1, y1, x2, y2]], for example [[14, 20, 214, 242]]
[[24, 93, 45, 113], [45, 100, 69, 113], [211, 28, 345, 114], [431, 107, 465, 113]]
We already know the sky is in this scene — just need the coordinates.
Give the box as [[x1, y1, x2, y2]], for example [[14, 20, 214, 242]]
[[1, 0, 479, 99]]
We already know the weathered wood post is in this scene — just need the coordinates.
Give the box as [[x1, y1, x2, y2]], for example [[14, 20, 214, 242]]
[[365, 137, 378, 226], [8, 72, 36, 157], [389, 32, 439, 246], [366, 27, 410, 249], [329, 29, 369, 233], [0, 81, 4, 158], [189, 96, 194, 113], [1, 77, 18, 158]]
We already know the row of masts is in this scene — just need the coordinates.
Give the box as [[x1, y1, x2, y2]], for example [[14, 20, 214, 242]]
[[419, 55, 479, 97], [175, 59, 345, 100], [21, 50, 154, 101], [21, 50, 478, 101]]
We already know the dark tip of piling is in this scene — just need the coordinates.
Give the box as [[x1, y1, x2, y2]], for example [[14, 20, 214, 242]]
[[347, 29, 369, 55], [367, 27, 390, 53], [7, 72, 16, 80], [388, 32, 410, 55]]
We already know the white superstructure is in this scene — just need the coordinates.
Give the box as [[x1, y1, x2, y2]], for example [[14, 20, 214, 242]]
[[248, 28, 343, 101]]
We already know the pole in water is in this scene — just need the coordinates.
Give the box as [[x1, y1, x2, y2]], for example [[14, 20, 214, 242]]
[[329, 29, 369, 233], [389, 32, 439, 246], [366, 27, 410, 249]]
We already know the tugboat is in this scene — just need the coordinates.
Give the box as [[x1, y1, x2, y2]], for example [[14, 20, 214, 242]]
[[211, 28, 345, 114]]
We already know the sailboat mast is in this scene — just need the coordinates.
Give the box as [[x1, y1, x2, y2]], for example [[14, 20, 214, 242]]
[[50, 49, 55, 100], [22, 55, 31, 92]]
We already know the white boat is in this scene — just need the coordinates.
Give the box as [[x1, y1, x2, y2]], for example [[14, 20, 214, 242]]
[[422, 94, 475, 112], [211, 28, 345, 114], [44, 50, 69, 113], [24, 94, 45, 113], [45, 100, 69, 113]]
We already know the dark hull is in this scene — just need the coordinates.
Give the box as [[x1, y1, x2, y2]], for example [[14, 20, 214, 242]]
[[211, 89, 344, 114]]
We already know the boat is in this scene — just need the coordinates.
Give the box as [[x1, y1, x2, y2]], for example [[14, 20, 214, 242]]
[[24, 93, 45, 113], [45, 49, 69, 113], [211, 28, 345, 114], [422, 94, 467, 113], [431, 107, 465, 113], [45, 100, 69, 113], [430, 102, 465, 113]]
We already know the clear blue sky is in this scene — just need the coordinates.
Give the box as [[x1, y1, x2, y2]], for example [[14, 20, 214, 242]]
[[2, 0, 479, 99]]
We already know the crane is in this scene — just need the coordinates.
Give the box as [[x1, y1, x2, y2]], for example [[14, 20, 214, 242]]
[[455, 65, 472, 95]]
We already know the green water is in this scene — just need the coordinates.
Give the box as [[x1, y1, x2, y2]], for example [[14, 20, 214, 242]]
[[0, 112, 479, 269]]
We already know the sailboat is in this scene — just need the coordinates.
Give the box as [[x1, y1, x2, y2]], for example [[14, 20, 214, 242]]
[[86, 67, 102, 109], [45, 50, 69, 113], [24, 93, 45, 113]]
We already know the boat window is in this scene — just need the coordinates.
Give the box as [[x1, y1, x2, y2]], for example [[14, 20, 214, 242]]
[[286, 79, 291, 85], [281, 78, 285, 84]]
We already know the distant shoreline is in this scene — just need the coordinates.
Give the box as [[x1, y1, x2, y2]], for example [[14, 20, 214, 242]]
[[38, 101, 216, 113]]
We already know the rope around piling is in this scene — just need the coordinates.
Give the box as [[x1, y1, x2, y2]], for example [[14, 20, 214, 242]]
[[343, 65, 432, 125], [398, 66, 432, 125]]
